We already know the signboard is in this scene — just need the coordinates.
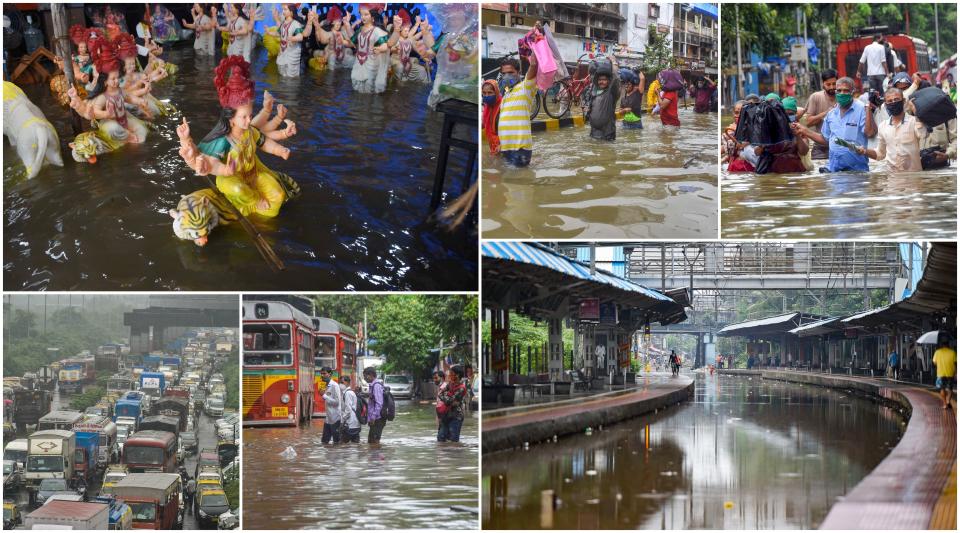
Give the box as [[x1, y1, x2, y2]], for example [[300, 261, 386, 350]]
[[599, 302, 618, 325], [579, 298, 600, 320], [141, 377, 161, 389], [790, 43, 808, 63]]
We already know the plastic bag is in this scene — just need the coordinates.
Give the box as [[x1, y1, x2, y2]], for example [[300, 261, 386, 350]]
[[427, 4, 478, 108], [542, 25, 569, 81], [280, 446, 297, 459], [530, 35, 556, 91], [150, 5, 183, 43]]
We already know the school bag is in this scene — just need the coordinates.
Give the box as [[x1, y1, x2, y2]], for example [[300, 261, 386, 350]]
[[909, 87, 957, 128], [382, 386, 396, 422], [349, 390, 367, 425]]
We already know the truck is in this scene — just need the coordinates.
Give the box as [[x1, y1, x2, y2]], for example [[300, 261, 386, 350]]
[[111, 473, 182, 530], [161, 356, 181, 369], [37, 365, 57, 391], [13, 389, 52, 431], [107, 374, 135, 394], [73, 431, 100, 484], [95, 345, 121, 374], [153, 397, 189, 430], [113, 399, 143, 428], [25, 430, 75, 488], [215, 340, 233, 354], [139, 372, 166, 399], [92, 495, 133, 530], [38, 411, 84, 431], [24, 500, 110, 530], [139, 415, 181, 438], [58, 364, 84, 394], [74, 416, 118, 466]]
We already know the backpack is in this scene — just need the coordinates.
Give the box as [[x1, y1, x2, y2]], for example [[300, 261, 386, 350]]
[[382, 386, 396, 422], [348, 390, 366, 425]]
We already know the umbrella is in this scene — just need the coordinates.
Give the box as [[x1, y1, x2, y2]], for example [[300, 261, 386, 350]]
[[916, 330, 943, 344]]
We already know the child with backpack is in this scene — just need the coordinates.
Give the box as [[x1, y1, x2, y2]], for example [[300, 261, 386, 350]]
[[437, 365, 468, 442], [340, 375, 362, 443]]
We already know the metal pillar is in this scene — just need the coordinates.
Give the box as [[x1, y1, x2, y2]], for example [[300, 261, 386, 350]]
[[548, 318, 563, 381]]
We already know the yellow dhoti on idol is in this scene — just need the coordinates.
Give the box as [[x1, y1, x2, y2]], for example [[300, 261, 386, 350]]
[[199, 127, 300, 218]]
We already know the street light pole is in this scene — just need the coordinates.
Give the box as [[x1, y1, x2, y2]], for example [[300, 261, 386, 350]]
[[735, 4, 744, 100], [934, 3, 941, 67]]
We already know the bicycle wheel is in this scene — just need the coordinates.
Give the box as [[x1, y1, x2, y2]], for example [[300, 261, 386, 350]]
[[543, 81, 571, 119], [529, 90, 542, 121]]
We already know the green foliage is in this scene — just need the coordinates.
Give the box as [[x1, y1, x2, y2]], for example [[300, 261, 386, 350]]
[[3, 304, 129, 378], [223, 349, 239, 410], [70, 386, 105, 412], [642, 29, 678, 75], [480, 314, 576, 373], [724, 3, 956, 66], [223, 477, 239, 510], [312, 295, 479, 382]]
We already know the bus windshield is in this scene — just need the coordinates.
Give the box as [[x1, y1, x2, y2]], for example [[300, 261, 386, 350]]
[[27, 455, 63, 473], [125, 446, 164, 465], [244, 352, 293, 366], [244, 324, 292, 351], [4, 449, 27, 464]]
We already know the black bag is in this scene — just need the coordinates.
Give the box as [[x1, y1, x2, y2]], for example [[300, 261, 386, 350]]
[[920, 146, 949, 170], [910, 87, 957, 128], [349, 390, 367, 425], [734, 100, 795, 146], [382, 387, 396, 422]]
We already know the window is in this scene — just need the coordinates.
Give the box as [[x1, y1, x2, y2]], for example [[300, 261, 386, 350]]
[[27, 456, 63, 473], [124, 446, 164, 465], [129, 502, 157, 522], [649, 4, 660, 18], [244, 324, 291, 351]]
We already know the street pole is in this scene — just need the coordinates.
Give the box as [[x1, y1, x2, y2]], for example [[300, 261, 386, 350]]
[[934, 3, 941, 68], [735, 4, 744, 100], [363, 307, 368, 359]]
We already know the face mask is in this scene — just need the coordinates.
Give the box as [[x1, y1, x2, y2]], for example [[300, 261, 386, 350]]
[[482, 94, 497, 106], [825, 88, 836, 96], [499, 74, 519, 92], [836, 93, 853, 107], [787, 114, 797, 123], [886, 100, 904, 117], [322, 375, 331, 383]]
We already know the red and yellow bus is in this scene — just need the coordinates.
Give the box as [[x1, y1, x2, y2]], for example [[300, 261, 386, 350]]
[[311, 318, 358, 418], [242, 300, 315, 427], [121, 430, 178, 473], [838, 32, 932, 91]]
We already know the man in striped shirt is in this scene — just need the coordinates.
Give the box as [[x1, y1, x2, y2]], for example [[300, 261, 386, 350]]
[[497, 50, 539, 167]]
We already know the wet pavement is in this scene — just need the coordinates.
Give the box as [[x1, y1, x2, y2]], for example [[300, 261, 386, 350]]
[[4, 45, 477, 291], [482, 109, 718, 238], [242, 401, 478, 529], [482, 373, 905, 529], [719, 114, 958, 239]]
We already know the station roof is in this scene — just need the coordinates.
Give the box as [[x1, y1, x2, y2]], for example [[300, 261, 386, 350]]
[[842, 242, 956, 329], [790, 317, 843, 337], [482, 242, 687, 325], [717, 312, 826, 337]]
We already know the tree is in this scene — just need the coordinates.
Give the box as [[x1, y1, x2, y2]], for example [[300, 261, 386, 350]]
[[372, 295, 440, 383], [642, 29, 677, 75]]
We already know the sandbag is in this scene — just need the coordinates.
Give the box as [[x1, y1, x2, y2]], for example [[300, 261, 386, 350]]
[[910, 87, 957, 128], [734, 100, 795, 146]]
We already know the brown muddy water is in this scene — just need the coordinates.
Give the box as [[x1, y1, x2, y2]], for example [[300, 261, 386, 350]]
[[719, 113, 958, 239], [482, 373, 904, 529], [4, 46, 477, 291], [481, 109, 718, 238], [243, 401, 478, 529]]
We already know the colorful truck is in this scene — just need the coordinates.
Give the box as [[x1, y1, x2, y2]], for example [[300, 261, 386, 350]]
[[74, 416, 119, 466], [111, 473, 182, 530], [58, 364, 84, 394], [73, 431, 100, 485], [139, 372, 166, 400]]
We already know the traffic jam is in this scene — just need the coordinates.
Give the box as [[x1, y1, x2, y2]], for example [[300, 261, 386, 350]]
[[3, 330, 239, 530]]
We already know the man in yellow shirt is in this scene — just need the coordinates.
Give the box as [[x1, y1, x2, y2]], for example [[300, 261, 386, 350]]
[[932, 336, 956, 409], [496, 38, 539, 167]]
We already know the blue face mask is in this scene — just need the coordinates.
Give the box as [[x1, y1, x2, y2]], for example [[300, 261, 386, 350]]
[[499, 73, 520, 92], [482, 95, 497, 106], [787, 114, 797, 123]]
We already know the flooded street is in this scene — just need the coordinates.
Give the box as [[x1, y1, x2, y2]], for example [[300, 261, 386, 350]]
[[482, 374, 904, 530], [719, 114, 958, 239], [481, 109, 718, 238], [4, 46, 477, 291], [243, 401, 479, 529]]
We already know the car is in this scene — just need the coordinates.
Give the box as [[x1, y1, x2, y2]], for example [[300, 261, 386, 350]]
[[3, 460, 21, 490], [196, 487, 230, 528], [384, 375, 414, 399], [206, 397, 225, 417], [195, 449, 220, 478], [36, 478, 75, 504], [180, 432, 198, 454]]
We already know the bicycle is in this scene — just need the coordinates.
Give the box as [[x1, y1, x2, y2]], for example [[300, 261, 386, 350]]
[[542, 53, 596, 119]]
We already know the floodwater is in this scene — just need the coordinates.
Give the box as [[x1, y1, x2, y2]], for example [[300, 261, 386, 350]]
[[482, 373, 904, 530], [719, 114, 958, 239], [4, 45, 477, 290], [481, 109, 718, 238], [243, 401, 479, 530]]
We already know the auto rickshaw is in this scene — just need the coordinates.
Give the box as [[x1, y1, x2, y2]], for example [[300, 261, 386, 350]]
[[3, 501, 21, 529]]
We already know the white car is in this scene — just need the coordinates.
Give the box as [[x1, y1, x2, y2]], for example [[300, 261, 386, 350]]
[[384, 375, 413, 399]]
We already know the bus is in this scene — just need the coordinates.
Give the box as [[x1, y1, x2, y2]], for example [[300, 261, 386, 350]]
[[311, 318, 358, 418], [242, 300, 315, 427], [837, 30, 932, 91], [121, 430, 177, 473]]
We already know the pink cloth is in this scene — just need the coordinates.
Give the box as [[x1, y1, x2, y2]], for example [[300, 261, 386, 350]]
[[530, 37, 557, 91]]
